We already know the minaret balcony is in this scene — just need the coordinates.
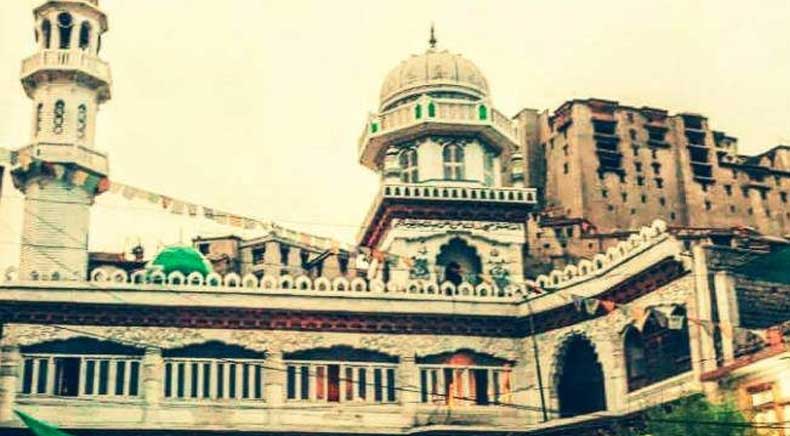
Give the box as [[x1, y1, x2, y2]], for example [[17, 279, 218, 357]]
[[13, 143, 108, 178], [359, 100, 520, 170], [21, 50, 111, 101], [382, 182, 537, 205]]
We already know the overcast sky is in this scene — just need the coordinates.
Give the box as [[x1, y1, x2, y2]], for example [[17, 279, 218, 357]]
[[1, 0, 789, 265]]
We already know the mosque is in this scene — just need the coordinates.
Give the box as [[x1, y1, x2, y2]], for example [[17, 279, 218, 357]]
[[0, 1, 788, 435]]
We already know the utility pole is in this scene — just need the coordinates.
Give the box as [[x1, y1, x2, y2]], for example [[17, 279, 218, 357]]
[[524, 294, 549, 422]]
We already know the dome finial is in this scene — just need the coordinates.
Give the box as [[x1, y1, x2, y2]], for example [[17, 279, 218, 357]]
[[429, 23, 437, 49]]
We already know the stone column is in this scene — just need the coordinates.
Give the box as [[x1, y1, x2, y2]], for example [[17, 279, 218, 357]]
[[287, 247, 303, 277], [398, 355, 419, 425], [322, 254, 341, 279], [141, 347, 163, 423], [690, 246, 717, 389], [0, 345, 21, 423], [713, 271, 738, 364], [263, 241, 280, 277], [264, 351, 285, 407]]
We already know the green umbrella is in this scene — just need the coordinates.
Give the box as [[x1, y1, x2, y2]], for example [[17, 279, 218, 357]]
[[14, 410, 75, 436], [150, 246, 213, 276]]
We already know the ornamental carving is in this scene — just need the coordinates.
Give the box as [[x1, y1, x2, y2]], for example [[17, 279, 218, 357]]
[[393, 219, 522, 232], [1, 324, 520, 362]]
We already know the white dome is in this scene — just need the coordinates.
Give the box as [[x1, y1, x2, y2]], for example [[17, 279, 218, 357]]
[[379, 48, 489, 110]]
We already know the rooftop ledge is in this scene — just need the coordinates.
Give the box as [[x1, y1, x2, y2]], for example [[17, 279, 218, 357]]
[[0, 273, 526, 318], [359, 99, 521, 170]]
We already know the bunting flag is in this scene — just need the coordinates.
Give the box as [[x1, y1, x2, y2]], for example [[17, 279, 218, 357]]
[[584, 297, 600, 315], [15, 410, 75, 436], [571, 295, 585, 312], [71, 170, 88, 186], [161, 196, 172, 210], [668, 314, 686, 330], [600, 299, 616, 313]]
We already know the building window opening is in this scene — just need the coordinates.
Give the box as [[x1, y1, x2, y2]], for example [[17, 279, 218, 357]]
[[162, 342, 265, 401], [53, 100, 65, 134], [484, 151, 495, 186], [20, 338, 144, 398], [252, 246, 265, 265], [57, 13, 73, 49], [399, 148, 418, 183], [284, 346, 398, 404], [436, 237, 482, 286], [418, 350, 512, 406], [443, 144, 465, 180], [79, 21, 91, 50], [42, 20, 52, 49], [35, 103, 43, 136], [77, 104, 87, 139]]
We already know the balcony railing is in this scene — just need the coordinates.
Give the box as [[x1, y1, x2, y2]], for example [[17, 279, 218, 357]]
[[19, 354, 142, 399], [285, 360, 398, 404], [360, 100, 520, 153], [21, 50, 111, 84], [164, 358, 266, 402], [381, 183, 537, 205]]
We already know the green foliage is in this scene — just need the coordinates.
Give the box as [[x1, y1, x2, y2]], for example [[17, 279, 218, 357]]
[[634, 395, 756, 436]]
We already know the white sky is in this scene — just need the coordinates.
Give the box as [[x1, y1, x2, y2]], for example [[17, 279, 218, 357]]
[[1, 0, 789, 266]]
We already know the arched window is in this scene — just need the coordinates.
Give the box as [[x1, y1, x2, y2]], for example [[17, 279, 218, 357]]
[[19, 338, 144, 398], [427, 101, 436, 118], [556, 335, 606, 417], [478, 104, 488, 120], [79, 21, 91, 50], [625, 308, 692, 391], [443, 144, 464, 180], [41, 20, 52, 49], [436, 237, 482, 286], [417, 350, 513, 406], [162, 341, 265, 401], [76, 104, 87, 139], [53, 100, 65, 134], [414, 104, 422, 120], [57, 13, 73, 49], [399, 148, 418, 183], [284, 346, 399, 403], [35, 103, 43, 136]]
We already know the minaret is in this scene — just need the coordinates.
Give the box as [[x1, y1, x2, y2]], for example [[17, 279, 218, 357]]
[[11, 0, 111, 280]]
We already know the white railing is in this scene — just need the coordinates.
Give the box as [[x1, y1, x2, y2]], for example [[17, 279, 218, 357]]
[[382, 183, 537, 205], [361, 100, 520, 152], [21, 50, 111, 83], [163, 358, 265, 402], [418, 365, 512, 406], [285, 360, 398, 404], [19, 354, 141, 399]]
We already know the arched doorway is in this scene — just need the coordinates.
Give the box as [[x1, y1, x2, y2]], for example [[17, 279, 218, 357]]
[[436, 238, 482, 286], [556, 335, 606, 417]]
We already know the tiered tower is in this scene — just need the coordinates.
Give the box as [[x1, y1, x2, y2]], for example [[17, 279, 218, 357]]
[[11, 0, 111, 280], [357, 32, 538, 288]]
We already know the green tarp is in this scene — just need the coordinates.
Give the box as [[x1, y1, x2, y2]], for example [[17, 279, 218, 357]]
[[150, 246, 212, 276], [735, 246, 790, 284], [14, 410, 75, 436]]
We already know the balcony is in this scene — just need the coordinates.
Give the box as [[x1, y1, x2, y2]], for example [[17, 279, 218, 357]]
[[359, 100, 520, 170], [21, 50, 111, 101]]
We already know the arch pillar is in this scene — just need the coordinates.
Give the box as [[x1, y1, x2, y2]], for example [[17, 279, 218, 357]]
[[0, 345, 21, 423], [264, 350, 285, 407], [142, 347, 163, 406], [398, 354, 418, 424]]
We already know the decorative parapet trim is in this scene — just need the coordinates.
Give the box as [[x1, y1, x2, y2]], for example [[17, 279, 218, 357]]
[[531, 220, 670, 291], [2, 270, 530, 304]]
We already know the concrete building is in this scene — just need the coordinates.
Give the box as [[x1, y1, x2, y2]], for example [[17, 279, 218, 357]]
[[0, 2, 788, 435]]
